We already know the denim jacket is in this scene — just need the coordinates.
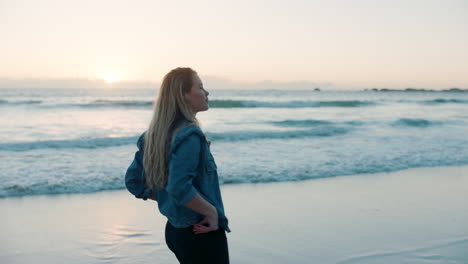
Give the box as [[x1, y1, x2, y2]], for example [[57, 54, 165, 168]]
[[125, 121, 230, 232]]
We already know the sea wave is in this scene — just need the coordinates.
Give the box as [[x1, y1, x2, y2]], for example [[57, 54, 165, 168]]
[[271, 119, 364, 127], [392, 118, 442, 128], [422, 98, 468, 105], [0, 126, 351, 151], [208, 100, 253, 108], [0, 99, 42, 105], [366, 88, 468, 92], [206, 126, 351, 141], [0, 180, 124, 198], [2, 99, 377, 109], [82, 99, 376, 108], [1, 162, 467, 198], [272, 119, 333, 127], [209, 100, 376, 108], [77, 100, 153, 108], [0, 136, 139, 151]]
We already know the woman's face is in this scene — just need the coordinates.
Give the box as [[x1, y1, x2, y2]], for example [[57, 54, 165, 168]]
[[185, 73, 209, 113]]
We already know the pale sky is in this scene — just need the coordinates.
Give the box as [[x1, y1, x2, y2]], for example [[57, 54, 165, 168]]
[[1, 0, 467, 89]]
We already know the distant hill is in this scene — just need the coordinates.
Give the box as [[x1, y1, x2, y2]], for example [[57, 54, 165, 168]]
[[364, 88, 468, 92]]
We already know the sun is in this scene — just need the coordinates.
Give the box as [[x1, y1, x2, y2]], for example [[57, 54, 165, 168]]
[[99, 72, 121, 83]]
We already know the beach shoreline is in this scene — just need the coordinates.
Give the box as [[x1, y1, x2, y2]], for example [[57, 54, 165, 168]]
[[1, 165, 467, 264]]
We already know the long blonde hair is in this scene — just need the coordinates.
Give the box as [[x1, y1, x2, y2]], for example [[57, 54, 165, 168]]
[[144, 67, 198, 190]]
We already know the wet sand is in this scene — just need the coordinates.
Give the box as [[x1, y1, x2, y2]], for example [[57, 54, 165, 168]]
[[1, 166, 467, 263]]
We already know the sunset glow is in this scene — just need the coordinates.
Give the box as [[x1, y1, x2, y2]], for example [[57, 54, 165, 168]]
[[1, 0, 467, 89], [99, 73, 121, 84]]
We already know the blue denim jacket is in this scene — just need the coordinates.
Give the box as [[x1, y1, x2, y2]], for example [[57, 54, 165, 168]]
[[125, 121, 230, 232]]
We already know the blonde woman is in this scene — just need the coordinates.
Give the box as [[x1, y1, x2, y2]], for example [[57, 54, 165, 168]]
[[125, 67, 230, 263]]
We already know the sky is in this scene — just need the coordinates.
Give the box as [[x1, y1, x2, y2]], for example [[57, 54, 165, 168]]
[[1, 0, 467, 89]]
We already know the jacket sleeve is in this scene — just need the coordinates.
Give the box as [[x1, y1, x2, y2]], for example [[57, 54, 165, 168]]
[[166, 133, 201, 205], [125, 148, 153, 200]]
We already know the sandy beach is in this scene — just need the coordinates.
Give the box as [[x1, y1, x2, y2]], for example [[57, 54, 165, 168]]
[[1, 165, 467, 264]]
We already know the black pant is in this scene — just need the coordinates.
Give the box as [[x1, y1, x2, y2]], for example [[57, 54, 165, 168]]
[[165, 221, 229, 264]]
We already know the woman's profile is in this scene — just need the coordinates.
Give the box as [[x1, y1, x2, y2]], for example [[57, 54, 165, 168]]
[[125, 67, 230, 263]]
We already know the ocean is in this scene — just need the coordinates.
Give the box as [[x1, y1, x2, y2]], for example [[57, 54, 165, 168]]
[[1, 88, 467, 198]]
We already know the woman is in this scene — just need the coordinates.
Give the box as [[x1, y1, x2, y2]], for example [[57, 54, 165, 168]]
[[125, 67, 230, 264]]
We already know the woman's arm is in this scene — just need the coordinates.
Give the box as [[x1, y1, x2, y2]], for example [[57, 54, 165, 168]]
[[166, 133, 218, 233], [185, 194, 219, 234]]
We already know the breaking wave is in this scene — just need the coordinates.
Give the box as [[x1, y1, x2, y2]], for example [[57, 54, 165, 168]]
[[1, 126, 351, 151]]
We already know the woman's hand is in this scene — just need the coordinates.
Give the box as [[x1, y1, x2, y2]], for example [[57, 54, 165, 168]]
[[148, 193, 156, 201], [193, 214, 219, 234], [184, 194, 219, 234]]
